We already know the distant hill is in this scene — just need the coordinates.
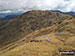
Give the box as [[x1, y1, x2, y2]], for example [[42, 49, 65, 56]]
[[51, 10, 75, 17], [0, 15, 18, 21], [0, 12, 24, 21]]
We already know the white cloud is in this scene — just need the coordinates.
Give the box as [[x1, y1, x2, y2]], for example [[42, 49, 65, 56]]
[[0, 0, 75, 13], [0, 10, 12, 13]]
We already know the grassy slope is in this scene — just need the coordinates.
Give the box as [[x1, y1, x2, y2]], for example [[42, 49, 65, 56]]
[[1, 17, 75, 56]]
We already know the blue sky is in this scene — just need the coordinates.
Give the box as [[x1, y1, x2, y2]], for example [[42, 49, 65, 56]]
[[0, 0, 75, 13]]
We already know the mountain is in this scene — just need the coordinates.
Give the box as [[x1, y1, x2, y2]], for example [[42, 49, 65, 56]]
[[0, 12, 24, 21], [0, 15, 18, 21], [0, 10, 75, 56], [51, 10, 75, 17]]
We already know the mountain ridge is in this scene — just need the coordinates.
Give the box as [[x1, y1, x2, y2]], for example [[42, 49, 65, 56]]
[[51, 10, 75, 17]]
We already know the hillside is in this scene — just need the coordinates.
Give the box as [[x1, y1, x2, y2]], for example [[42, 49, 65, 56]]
[[1, 18, 75, 56], [0, 10, 75, 56]]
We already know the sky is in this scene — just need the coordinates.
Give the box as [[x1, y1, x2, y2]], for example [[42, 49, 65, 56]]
[[0, 0, 75, 13]]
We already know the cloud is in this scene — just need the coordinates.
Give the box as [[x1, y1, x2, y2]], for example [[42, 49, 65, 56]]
[[0, 10, 12, 13], [0, 0, 75, 13]]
